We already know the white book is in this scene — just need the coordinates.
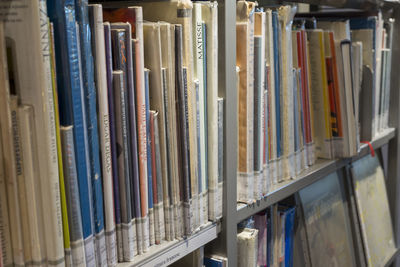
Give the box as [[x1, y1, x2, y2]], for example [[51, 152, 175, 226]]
[[88, 5, 118, 266], [193, 2, 207, 227], [0, 1, 64, 265], [0, 125, 13, 267], [237, 228, 258, 267], [18, 105, 47, 266], [200, 1, 219, 221], [278, 6, 296, 180]]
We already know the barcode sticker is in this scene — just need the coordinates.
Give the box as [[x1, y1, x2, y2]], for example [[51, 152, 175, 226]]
[[95, 230, 107, 267], [122, 222, 134, 261], [116, 225, 123, 262], [71, 239, 86, 266], [105, 228, 117, 266], [84, 236, 96, 267], [142, 216, 150, 251], [149, 209, 155, 246]]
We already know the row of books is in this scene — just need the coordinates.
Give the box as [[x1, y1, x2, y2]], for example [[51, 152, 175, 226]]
[[236, 1, 394, 203], [237, 205, 296, 267], [0, 0, 223, 266], [167, 245, 228, 267], [236, 152, 395, 267]]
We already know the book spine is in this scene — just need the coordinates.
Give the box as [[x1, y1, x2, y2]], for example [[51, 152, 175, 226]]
[[9, 98, 26, 266], [103, 22, 123, 262], [182, 66, 193, 235], [48, 1, 96, 265], [74, 1, 106, 264], [130, 8, 150, 253], [149, 110, 158, 244], [161, 65, 174, 241], [144, 69, 155, 247], [18, 105, 47, 266], [38, 2, 66, 266], [132, 39, 144, 255], [254, 35, 263, 200], [88, 6, 117, 266], [155, 110, 166, 243], [49, 21, 72, 267], [217, 98, 224, 220], [194, 79, 203, 227], [0, 128, 13, 267], [112, 70, 135, 261], [193, 2, 207, 227], [61, 126, 87, 267]]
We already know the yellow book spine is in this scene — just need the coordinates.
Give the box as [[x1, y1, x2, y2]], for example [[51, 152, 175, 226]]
[[318, 32, 332, 140], [49, 22, 71, 251]]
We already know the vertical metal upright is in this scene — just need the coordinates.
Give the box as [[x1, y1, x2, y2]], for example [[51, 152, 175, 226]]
[[387, 3, 400, 266], [217, 0, 238, 266]]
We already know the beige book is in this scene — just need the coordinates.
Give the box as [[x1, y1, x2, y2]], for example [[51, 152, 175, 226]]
[[141, 0, 200, 231], [18, 105, 47, 266], [237, 228, 258, 267], [0, 1, 64, 265], [236, 0, 255, 203], [199, 1, 220, 220], [278, 6, 296, 180]]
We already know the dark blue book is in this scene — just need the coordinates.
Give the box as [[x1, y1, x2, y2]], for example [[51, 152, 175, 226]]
[[272, 11, 282, 159], [47, 0, 96, 265], [74, 2, 105, 261], [204, 257, 223, 267]]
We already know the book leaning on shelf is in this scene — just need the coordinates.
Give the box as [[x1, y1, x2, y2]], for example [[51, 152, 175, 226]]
[[0, 1, 223, 265]]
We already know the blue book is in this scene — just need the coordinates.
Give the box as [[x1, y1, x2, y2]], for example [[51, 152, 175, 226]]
[[204, 257, 223, 267], [47, 0, 96, 265], [272, 11, 282, 159], [74, 1, 105, 252], [284, 207, 296, 267]]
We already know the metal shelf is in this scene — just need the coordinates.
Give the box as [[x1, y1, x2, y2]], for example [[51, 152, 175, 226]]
[[384, 248, 400, 267], [116, 222, 220, 267], [236, 128, 396, 223], [257, 0, 398, 9]]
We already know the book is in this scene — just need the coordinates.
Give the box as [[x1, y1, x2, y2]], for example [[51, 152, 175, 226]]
[[236, 0, 256, 203], [112, 70, 135, 261], [88, 5, 118, 266], [307, 30, 332, 159], [17, 105, 47, 266], [104, 22, 124, 262], [299, 171, 357, 267], [199, 1, 219, 222], [237, 228, 258, 267], [284, 207, 295, 267], [254, 11, 265, 199], [0, 126, 13, 267], [48, 20, 73, 267], [254, 212, 267, 266], [60, 126, 87, 267], [350, 155, 396, 267], [159, 22, 178, 240], [194, 79, 203, 228], [278, 6, 296, 180], [193, 2, 208, 227], [217, 98, 224, 220], [150, 110, 166, 245], [175, 24, 193, 236], [74, 1, 106, 264], [110, 23, 139, 256], [48, 1, 96, 265], [9, 97, 27, 266]]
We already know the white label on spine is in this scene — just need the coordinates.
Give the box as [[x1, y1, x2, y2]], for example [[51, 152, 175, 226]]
[[149, 209, 155, 246], [269, 159, 277, 186], [263, 164, 268, 195], [132, 219, 137, 256], [253, 171, 262, 200], [163, 201, 171, 241], [198, 193, 204, 227], [84, 235, 96, 267], [116, 225, 123, 262], [142, 216, 150, 252], [295, 150, 301, 176], [121, 222, 134, 261], [276, 158, 283, 183], [238, 172, 254, 203], [168, 205, 173, 240], [71, 239, 86, 267], [95, 230, 107, 267], [105, 228, 117, 266], [177, 201, 183, 239], [65, 248, 72, 267]]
